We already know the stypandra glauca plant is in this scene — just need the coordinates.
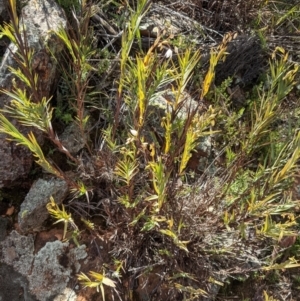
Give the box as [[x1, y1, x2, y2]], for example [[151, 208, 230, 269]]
[[46, 196, 79, 243], [77, 270, 116, 301], [51, 3, 97, 154], [105, 0, 223, 251], [215, 46, 300, 270], [97, 5, 238, 296], [0, 0, 87, 195], [112, 0, 150, 138], [3, 0, 300, 298], [112, 26, 232, 225]]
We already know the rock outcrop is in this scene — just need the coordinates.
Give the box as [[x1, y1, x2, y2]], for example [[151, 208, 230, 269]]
[[0, 231, 87, 300]]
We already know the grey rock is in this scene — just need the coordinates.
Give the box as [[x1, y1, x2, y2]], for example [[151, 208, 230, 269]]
[[29, 240, 71, 300], [0, 135, 33, 189], [143, 89, 199, 143], [214, 35, 265, 87], [29, 240, 87, 300], [142, 3, 211, 40], [0, 0, 67, 188], [0, 231, 87, 301], [196, 136, 214, 173], [18, 178, 69, 233], [53, 288, 77, 301], [68, 244, 88, 273], [149, 90, 199, 120], [0, 263, 38, 301], [60, 122, 87, 154], [0, 230, 35, 275], [0, 0, 67, 101]]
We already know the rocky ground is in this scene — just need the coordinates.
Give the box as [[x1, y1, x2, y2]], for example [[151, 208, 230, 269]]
[[1, 0, 300, 300]]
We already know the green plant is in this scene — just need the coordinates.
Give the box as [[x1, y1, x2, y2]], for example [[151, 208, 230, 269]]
[[52, 4, 97, 153], [3, 0, 300, 299], [0, 0, 101, 200], [0, 0, 80, 179], [95, 48, 113, 75], [77, 270, 116, 301], [46, 196, 78, 241]]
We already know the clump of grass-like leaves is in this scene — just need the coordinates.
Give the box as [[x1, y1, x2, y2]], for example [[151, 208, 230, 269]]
[[77, 270, 116, 301], [1, 0, 300, 299], [0, 0, 88, 193]]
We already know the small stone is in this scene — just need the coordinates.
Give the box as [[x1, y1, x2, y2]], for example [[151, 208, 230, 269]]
[[18, 178, 69, 233], [0, 263, 38, 301], [0, 230, 35, 275], [53, 288, 77, 301]]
